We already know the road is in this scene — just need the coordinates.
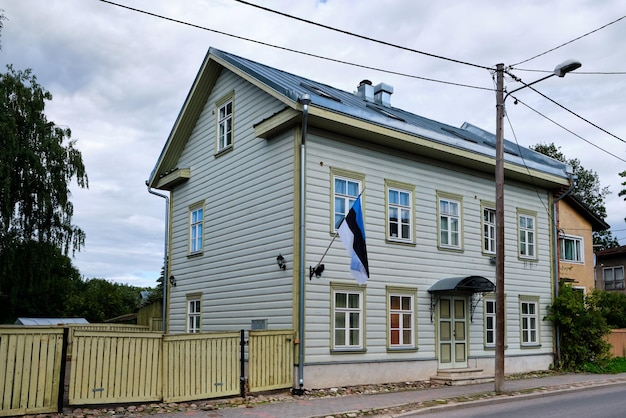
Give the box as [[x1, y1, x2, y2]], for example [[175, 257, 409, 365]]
[[408, 384, 626, 417]]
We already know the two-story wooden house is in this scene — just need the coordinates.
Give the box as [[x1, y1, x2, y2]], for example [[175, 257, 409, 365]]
[[148, 48, 572, 389]]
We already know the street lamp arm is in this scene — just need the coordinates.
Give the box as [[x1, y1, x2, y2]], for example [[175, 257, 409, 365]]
[[503, 59, 581, 103]]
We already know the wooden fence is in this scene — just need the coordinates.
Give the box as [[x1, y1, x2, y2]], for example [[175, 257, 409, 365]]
[[0, 327, 66, 417], [0, 326, 294, 415], [607, 329, 626, 358]]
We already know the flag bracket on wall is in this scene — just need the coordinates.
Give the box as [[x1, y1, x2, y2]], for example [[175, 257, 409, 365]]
[[309, 264, 325, 280]]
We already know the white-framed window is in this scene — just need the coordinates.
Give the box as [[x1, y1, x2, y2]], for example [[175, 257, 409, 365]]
[[387, 288, 416, 349], [560, 235, 583, 263], [332, 285, 364, 350], [518, 212, 536, 259], [187, 296, 201, 333], [520, 297, 539, 346], [189, 205, 204, 254], [216, 94, 234, 152], [603, 266, 625, 290], [483, 206, 496, 254], [386, 181, 414, 242], [331, 169, 364, 231], [485, 299, 496, 347], [438, 193, 462, 249]]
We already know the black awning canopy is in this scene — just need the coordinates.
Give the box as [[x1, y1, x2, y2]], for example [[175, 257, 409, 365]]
[[428, 275, 495, 294]]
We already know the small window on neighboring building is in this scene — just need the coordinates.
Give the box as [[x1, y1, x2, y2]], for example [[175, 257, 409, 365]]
[[560, 235, 583, 263], [604, 266, 625, 290]]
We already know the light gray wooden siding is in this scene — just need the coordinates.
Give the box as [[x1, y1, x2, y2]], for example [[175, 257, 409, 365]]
[[168, 68, 296, 333], [303, 134, 554, 364]]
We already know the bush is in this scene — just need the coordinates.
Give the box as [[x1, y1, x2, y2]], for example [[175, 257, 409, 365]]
[[594, 290, 626, 329], [546, 285, 611, 370]]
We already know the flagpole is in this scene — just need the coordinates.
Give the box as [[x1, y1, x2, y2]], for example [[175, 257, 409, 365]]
[[309, 189, 365, 279]]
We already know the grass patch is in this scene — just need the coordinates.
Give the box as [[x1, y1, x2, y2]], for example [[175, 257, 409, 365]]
[[582, 357, 626, 374]]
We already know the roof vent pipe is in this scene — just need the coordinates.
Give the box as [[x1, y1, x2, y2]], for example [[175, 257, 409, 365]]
[[374, 82, 393, 107], [357, 79, 374, 102]]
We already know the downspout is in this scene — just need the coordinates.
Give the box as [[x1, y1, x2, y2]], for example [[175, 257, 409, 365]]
[[552, 173, 577, 365], [146, 181, 170, 333], [296, 94, 310, 394]]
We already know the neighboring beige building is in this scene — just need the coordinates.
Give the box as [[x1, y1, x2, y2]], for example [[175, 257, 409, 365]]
[[595, 245, 626, 292], [557, 195, 609, 292]]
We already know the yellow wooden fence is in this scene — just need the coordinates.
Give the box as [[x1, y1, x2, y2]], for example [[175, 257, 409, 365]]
[[607, 329, 626, 358], [162, 332, 241, 402], [0, 327, 65, 417], [248, 329, 294, 392]]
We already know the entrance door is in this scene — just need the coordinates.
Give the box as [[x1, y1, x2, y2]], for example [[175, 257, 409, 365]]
[[438, 296, 468, 369]]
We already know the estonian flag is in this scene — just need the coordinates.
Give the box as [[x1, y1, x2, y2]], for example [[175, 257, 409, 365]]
[[338, 195, 370, 285]]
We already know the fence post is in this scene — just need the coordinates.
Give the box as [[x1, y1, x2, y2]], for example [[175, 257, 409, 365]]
[[58, 327, 70, 413], [240, 329, 247, 398]]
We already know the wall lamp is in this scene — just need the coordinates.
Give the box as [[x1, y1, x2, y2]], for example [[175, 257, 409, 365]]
[[168, 275, 177, 287], [276, 254, 286, 270], [309, 264, 325, 280]]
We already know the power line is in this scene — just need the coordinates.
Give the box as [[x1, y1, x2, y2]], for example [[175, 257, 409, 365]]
[[510, 96, 626, 164], [512, 15, 626, 67], [97, 0, 493, 92], [232, 0, 492, 71], [524, 84, 626, 145]]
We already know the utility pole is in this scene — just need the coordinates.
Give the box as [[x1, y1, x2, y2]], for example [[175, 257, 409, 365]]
[[494, 63, 505, 394]]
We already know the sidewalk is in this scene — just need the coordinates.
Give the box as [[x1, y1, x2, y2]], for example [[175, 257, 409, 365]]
[[155, 372, 626, 418]]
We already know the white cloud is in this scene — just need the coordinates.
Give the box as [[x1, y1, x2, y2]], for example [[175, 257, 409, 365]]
[[1, 0, 625, 286]]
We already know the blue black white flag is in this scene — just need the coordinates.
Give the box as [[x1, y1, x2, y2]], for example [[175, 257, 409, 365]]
[[338, 195, 369, 285]]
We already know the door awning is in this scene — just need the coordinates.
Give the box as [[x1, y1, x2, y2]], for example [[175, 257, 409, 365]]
[[428, 275, 495, 294]]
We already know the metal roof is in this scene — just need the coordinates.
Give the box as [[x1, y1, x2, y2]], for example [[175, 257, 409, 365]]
[[209, 48, 569, 179], [428, 276, 495, 294], [15, 317, 89, 326]]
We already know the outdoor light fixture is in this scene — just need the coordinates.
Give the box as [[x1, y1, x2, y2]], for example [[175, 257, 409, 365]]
[[276, 254, 286, 270], [168, 275, 177, 287], [309, 264, 325, 280]]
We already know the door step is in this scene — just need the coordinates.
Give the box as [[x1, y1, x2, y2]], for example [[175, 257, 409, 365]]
[[431, 368, 494, 386]]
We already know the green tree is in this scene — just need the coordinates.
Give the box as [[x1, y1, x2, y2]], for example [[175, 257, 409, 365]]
[[65, 278, 143, 323], [619, 170, 626, 222], [546, 285, 611, 370], [532, 143, 619, 250], [594, 289, 626, 329], [0, 65, 88, 321]]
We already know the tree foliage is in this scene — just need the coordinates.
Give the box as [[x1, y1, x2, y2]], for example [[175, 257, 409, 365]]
[[531, 142, 619, 250], [0, 65, 88, 320], [546, 286, 611, 370], [64, 278, 144, 323], [619, 170, 626, 222], [594, 290, 626, 329]]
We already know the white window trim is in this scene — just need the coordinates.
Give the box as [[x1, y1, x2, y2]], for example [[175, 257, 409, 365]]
[[519, 296, 540, 347], [330, 168, 364, 233], [216, 92, 234, 153], [189, 203, 204, 255], [517, 211, 537, 260], [187, 296, 202, 333], [331, 284, 365, 351], [482, 205, 496, 255], [385, 180, 415, 243], [387, 287, 417, 350], [484, 298, 496, 348], [559, 234, 584, 263], [437, 192, 463, 250]]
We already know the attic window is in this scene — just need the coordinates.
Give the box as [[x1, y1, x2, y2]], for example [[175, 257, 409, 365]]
[[441, 127, 478, 144], [300, 82, 341, 102], [366, 103, 405, 122]]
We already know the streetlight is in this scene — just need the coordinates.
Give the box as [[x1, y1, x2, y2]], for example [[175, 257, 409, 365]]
[[493, 60, 581, 394]]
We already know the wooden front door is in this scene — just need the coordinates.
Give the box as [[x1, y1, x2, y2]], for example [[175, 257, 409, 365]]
[[438, 296, 468, 369]]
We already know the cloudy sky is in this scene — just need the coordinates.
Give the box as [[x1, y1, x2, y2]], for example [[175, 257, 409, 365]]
[[1, 0, 625, 288]]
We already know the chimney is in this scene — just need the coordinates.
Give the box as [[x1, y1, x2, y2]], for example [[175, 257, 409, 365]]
[[357, 79, 374, 102], [374, 83, 393, 107]]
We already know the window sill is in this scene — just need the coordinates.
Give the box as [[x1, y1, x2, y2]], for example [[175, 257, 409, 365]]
[[331, 348, 367, 354], [187, 251, 204, 259], [520, 344, 542, 349], [387, 347, 418, 353], [386, 239, 416, 246], [215, 145, 233, 157], [437, 245, 464, 253]]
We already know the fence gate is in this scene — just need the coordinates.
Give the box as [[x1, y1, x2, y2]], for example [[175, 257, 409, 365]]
[[0, 327, 66, 417], [248, 329, 294, 392], [69, 331, 162, 405]]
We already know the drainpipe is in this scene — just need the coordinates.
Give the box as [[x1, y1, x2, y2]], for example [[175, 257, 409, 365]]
[[146, 181, 170, 333], [296, 94, 310, 394], [552, 173, 577, 365]]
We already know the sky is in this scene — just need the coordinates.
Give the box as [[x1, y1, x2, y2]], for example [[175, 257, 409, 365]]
[[1, 0, 625, 288]]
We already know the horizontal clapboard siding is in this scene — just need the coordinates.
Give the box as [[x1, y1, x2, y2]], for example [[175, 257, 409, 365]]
[[303, 133, 553, 363], [168, 69, 296, 333]]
